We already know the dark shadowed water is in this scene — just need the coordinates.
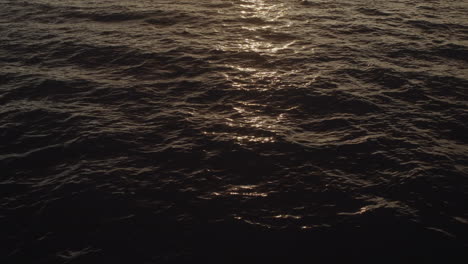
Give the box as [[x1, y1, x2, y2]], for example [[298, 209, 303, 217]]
[[1, 0, 468, 263]]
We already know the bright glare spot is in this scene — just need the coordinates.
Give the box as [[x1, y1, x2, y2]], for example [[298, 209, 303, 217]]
[[273, 214, 302, 219]]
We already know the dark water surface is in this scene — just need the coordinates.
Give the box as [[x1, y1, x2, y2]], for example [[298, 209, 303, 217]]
[[1, 0, 468, 262]]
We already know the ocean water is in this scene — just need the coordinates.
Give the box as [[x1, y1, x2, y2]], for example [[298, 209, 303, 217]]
[[1, 0, 467, 262]]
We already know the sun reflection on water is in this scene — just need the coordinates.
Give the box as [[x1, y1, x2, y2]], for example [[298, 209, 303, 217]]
[[217, 0, 293, 55], [239, 0, 287, 23], [197, 0, 298, 146], [203, 0, 309, 227]]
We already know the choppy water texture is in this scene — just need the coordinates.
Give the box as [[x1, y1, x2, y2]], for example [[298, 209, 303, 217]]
[[1, 0, 468, 262]]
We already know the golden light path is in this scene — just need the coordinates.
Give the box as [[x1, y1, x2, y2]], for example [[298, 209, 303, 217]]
[[206, 2, 305, 224], [199, 0, 298, 148]]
